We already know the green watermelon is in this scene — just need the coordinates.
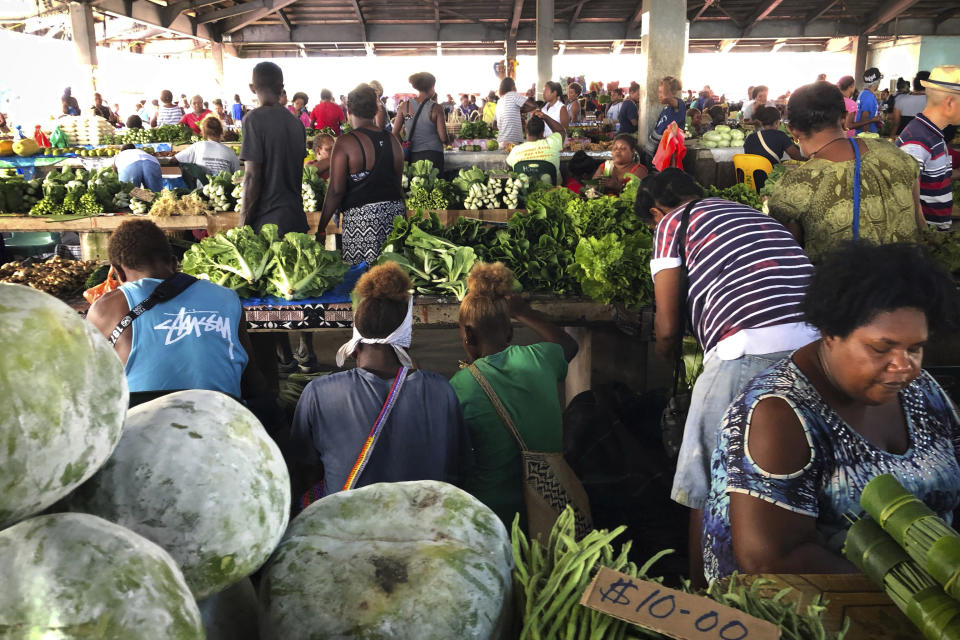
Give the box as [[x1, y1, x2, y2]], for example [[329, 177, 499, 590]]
[[0, 283, 127, 530], [198, 578, 260, 640], [66, 390, 290, 599], [259, 481, 513, 640], [0, 512, 203, 638]]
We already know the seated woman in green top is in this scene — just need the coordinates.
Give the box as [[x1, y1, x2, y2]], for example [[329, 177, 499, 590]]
[[767, 81, 923, 263], [449, 262, 579, 527]]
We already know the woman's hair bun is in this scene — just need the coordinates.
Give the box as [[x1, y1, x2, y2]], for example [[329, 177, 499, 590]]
[[354, 262, 411, 302], [467, 262, 514, 297]]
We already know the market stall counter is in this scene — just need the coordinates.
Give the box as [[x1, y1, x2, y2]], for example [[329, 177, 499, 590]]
[[685, 140, 743, 189], [443, 150, 612, 176]]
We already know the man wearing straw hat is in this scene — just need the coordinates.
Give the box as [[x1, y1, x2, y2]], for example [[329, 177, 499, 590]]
[[896, 65, 960, 230]]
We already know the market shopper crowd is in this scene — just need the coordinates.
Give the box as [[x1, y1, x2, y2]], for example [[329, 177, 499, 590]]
[[77, 59, 960, 591]]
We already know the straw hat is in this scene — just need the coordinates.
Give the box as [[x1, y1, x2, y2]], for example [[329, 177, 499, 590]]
[[921, 66, 960, 94]]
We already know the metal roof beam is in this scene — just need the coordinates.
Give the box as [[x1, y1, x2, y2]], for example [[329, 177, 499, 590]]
[[225, 17, 960, 45], [804, 0, 840, 25], [509, 0, 523, 36], [277, 7, 291, 31], [219, 0, 301, 33], [862, 0, 920, 35], [627, 1, 642, 30], [196, 0, 268, 25], [94, 0, 214, 40], [348, 0, 366, 42], [742, 0, 783, 32], [161, 0, 226, 27], [690, 0, 715, 22], [568, 0, 589, 26]]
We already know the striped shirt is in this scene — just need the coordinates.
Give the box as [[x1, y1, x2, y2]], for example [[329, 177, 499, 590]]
[[897, 113, 953, 230], [156, 105, 184, 126], [495, 91, 529, 145], [652, 198, 815, 356]]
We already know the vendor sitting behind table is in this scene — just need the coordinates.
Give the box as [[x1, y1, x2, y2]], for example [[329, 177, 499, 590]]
[[702, 241, 960, 582], [505, 115, 563, 181], [114, 144, 162, 192], [743, 106, 802, 165], [593, 134, 648, 195], [87, 219, 259, 399], [174, 116, 240, 178], [305, 132, 335, 180], [179, 95, 213, 135]]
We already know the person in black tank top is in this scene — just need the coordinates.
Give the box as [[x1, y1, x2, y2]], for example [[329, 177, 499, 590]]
[[320, 84, 406, 265]]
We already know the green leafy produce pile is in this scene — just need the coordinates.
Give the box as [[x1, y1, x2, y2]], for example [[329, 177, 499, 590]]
[[28, 167, 129, 216], [458, 120, 494, 139], [512, 506, 848, 640], [0, 169, 41, 213], [401, 161, 535, 211], [757, 163, 788, 198], [705, 183, 763, 211], [380, 181, 654, 308], [181, 223, 349, 300], [101, 124, 192, 145], [379, 216, 478, 300]]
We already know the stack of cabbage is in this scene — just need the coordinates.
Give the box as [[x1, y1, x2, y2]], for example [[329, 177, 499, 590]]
[[0, 284, 291, 638], [700, 124, 746, 149]]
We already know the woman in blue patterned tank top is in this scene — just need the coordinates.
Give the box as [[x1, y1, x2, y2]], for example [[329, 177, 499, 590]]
[[703, 242, 960, 582]]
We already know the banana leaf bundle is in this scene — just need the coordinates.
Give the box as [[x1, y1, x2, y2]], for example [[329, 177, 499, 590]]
[[844, 517, 960, 639], [861, 474, 960, 600]]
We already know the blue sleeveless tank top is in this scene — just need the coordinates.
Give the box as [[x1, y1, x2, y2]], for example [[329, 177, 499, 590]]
[[119, 278, 248, 397]]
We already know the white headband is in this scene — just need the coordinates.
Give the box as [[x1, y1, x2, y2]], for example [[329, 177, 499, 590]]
[[336, 296, 414, 368]]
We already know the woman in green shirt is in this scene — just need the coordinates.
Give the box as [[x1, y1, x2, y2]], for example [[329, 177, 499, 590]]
[[449, 262, 579, 527], [767, 81, 923, 263]]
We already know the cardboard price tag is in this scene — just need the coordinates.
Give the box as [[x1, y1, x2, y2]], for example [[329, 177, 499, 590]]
[[581, 567, 780, 640], [129, 188, 155, 203]]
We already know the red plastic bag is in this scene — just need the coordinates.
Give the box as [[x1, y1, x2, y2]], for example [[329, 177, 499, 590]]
[[653, 122, 687, 171], [83, 266, 121, 305], [33, 125, 50, 148]]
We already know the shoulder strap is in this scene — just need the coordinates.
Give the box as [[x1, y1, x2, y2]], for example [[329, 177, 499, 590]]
[[465, 363, 528, 450], [407, 99, 429, 142], [109, 273, 197, 346], [756, 130, 778, 160], [671, 199, 701, 396], [342, 366, 409, 491], [849, 137, 861, 240]]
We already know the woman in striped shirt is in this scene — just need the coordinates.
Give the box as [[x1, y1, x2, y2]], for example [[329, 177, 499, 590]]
[[640, 168, 819, 587], [151, 89, 184, 127]]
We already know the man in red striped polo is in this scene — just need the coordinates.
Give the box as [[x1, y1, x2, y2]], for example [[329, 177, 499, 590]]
[[896, 65, 960, 230]]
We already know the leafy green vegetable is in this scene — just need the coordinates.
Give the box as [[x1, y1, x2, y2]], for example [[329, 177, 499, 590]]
[[705, 183, 763, 210], [265, 232, 349, 300], [758, 163, 788, 197], [379, 222, 477, 300], [569, 230, 653, 309], [182, 224, 348, 300]]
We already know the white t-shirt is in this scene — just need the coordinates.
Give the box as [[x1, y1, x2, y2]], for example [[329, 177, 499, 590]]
[[115, 149, 158, 172], [175, 141, 240, 175], [542, 100, 565, 137], [742, 100, 769, 121], [607, 101, 623, 124], [495, 91, 529, 145]]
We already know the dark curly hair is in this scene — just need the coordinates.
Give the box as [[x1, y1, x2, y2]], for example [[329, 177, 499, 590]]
[[635, 168, 704, 219], [108, 219, 173, 271], [353, 262, 411, 338], [787, 81, 846, 135], [803, 242, 960, 338], [347, 84, 378, 119]]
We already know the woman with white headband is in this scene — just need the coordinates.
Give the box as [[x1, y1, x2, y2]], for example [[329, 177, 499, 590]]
[[289, 262, 471, 508]]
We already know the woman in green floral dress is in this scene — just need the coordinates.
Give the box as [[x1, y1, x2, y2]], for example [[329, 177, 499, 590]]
[[768, 82, 923, 263]]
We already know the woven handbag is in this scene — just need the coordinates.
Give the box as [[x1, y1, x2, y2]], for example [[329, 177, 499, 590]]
[[465, 363, 592, 540]]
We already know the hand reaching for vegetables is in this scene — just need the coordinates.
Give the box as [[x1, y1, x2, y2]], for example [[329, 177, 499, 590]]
[[506, 293, 532, 319]]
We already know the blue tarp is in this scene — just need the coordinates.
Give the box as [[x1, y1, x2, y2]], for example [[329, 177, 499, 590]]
[[242, 262, 367, 307]]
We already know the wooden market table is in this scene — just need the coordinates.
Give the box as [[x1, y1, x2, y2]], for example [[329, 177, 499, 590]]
[[243, 293, 653, 408], [0, 209, 525, 260], [753, 573, 915, 640]]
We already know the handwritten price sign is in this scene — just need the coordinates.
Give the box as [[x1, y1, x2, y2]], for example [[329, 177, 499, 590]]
[[581, 567, 780, 640]]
